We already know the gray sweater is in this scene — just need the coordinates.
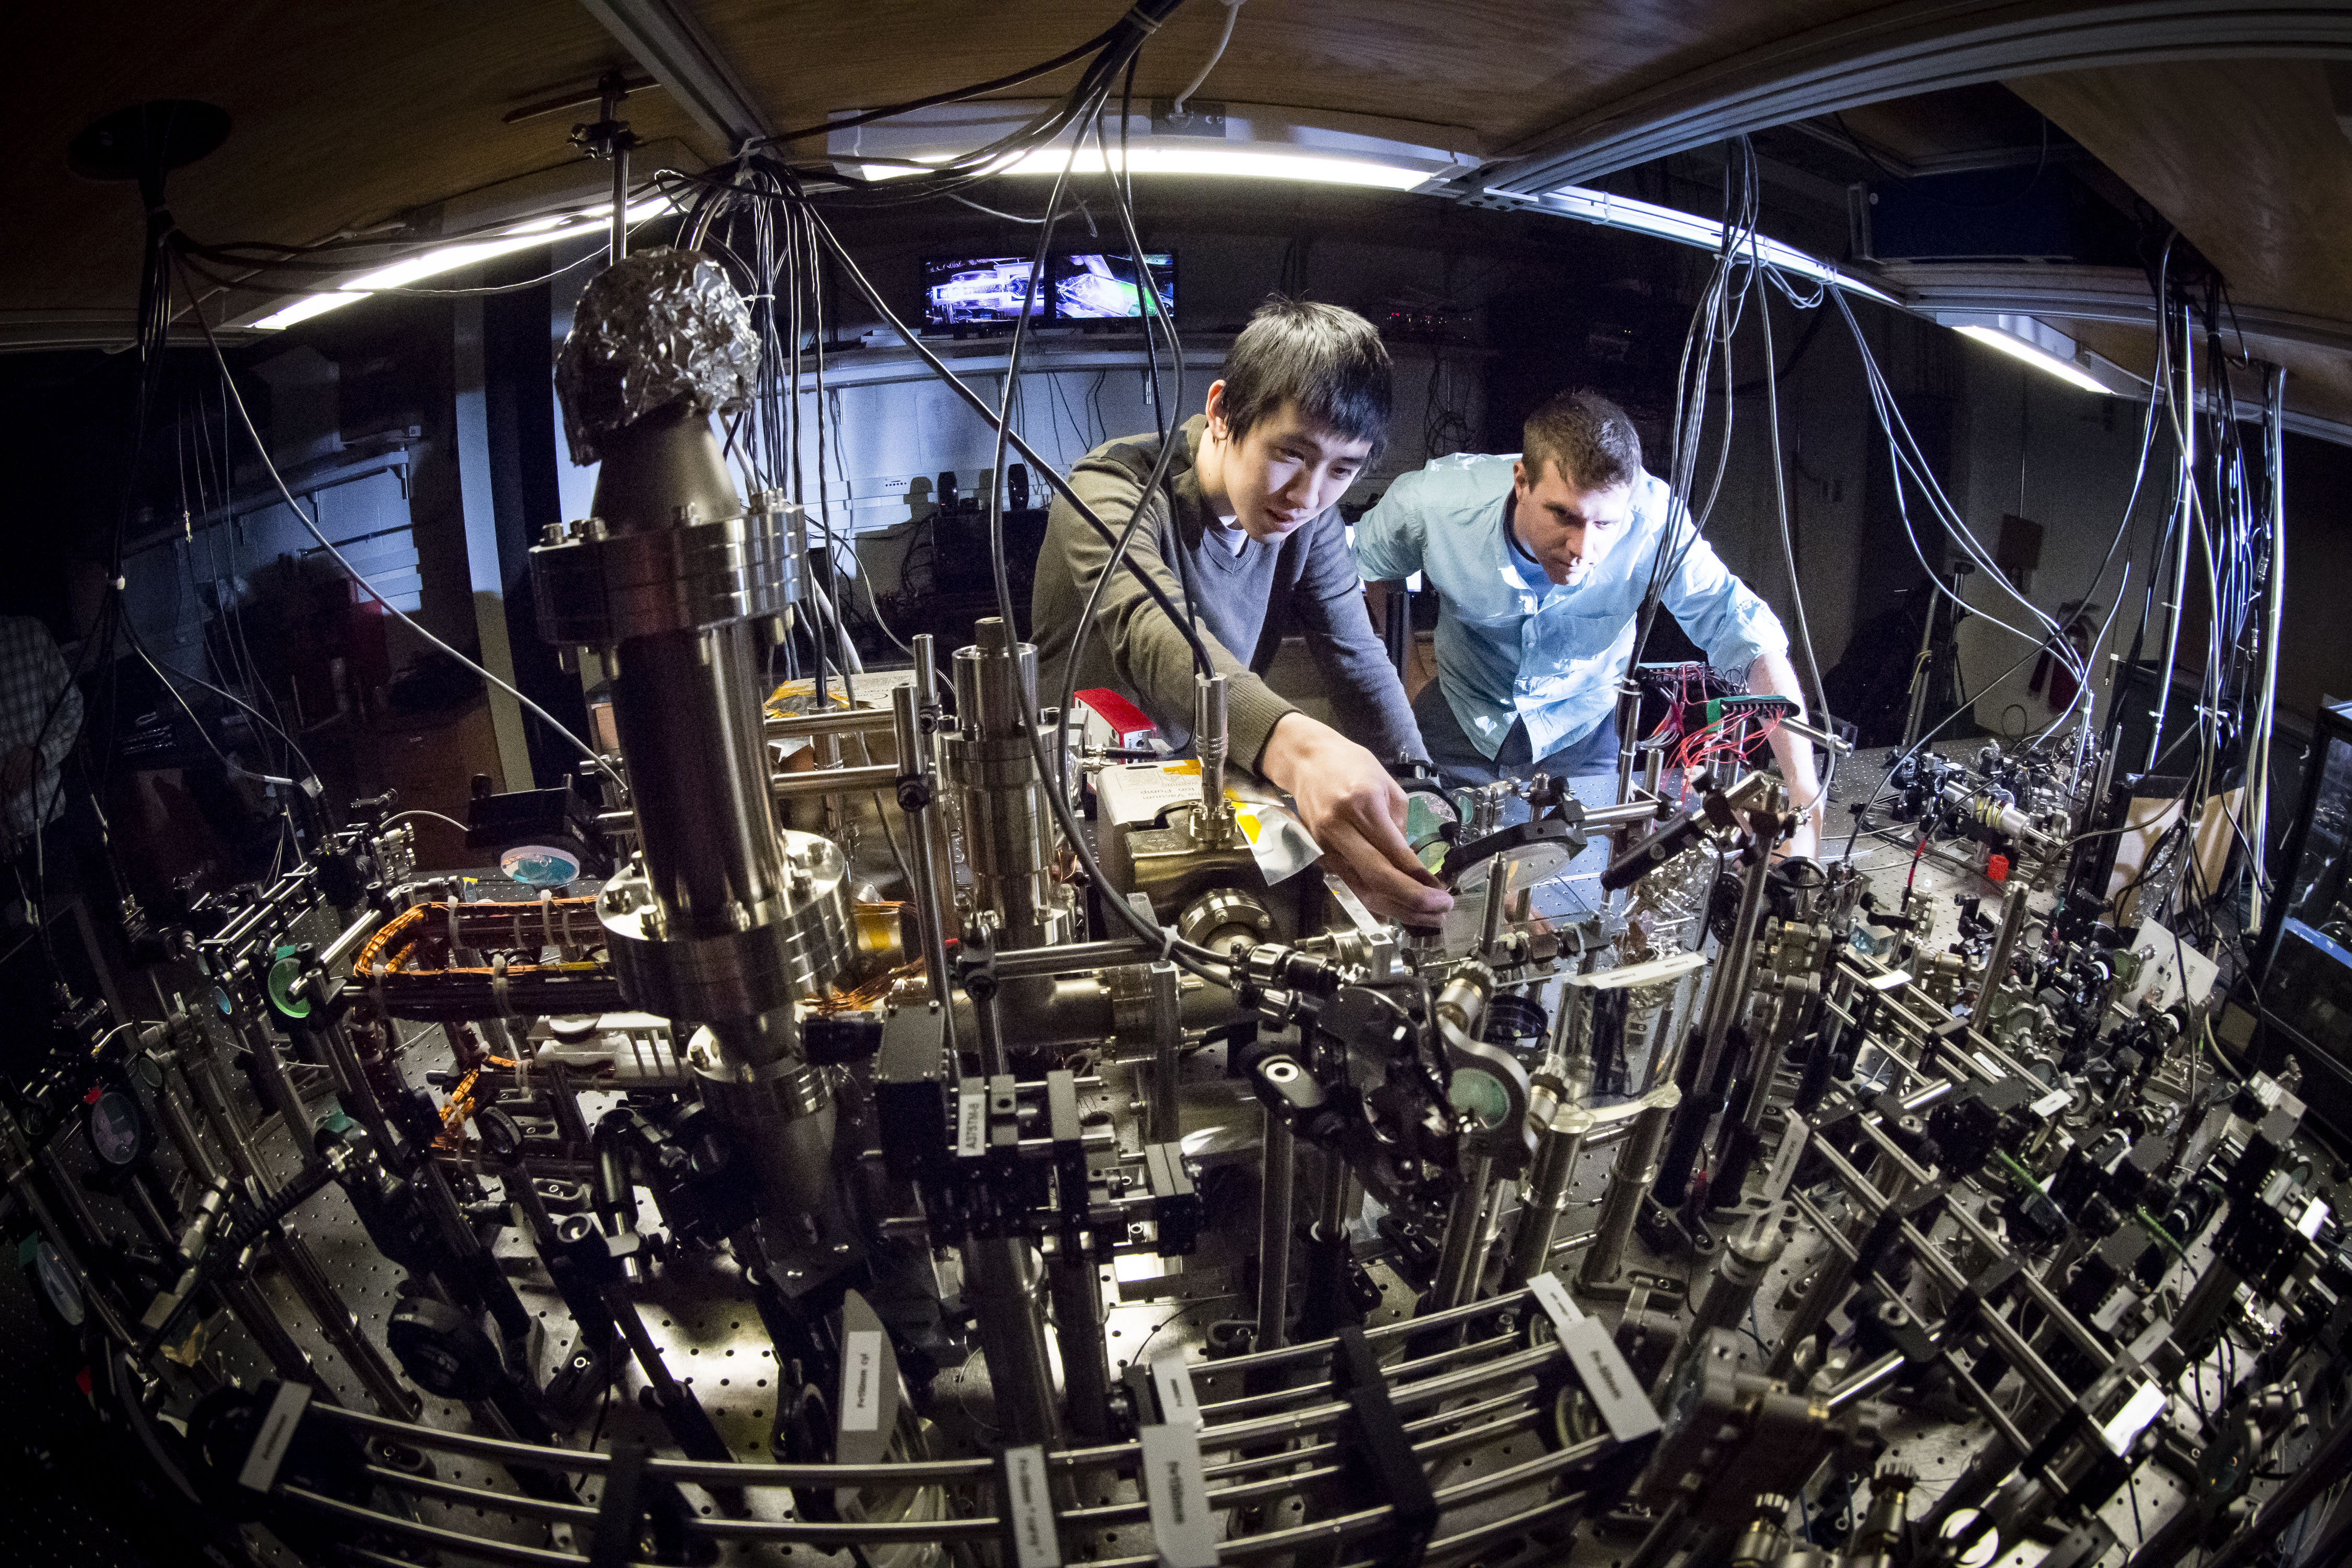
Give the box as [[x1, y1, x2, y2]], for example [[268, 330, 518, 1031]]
[[1031, 416, 1424, 771]]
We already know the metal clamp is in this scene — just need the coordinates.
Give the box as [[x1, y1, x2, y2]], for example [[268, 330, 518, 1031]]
[[531, 499, 804, 645]]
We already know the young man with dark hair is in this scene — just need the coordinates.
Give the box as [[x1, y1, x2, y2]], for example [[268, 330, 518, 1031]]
[[1031, 298, 1450, 921], [1353, 388, 1823, 857]]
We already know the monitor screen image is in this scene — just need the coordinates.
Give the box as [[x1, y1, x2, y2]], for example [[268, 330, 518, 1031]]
[[1050, 251, 1176, 320], [922, 256, 1049, 326]]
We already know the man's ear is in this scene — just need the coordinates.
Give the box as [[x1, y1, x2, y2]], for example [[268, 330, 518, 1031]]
[[1512, 457, 1528, 495], [1203, 379, 1229, 440]]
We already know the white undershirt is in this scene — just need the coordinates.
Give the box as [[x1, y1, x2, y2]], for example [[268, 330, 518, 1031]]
[[1216, 522, 1250, 556]]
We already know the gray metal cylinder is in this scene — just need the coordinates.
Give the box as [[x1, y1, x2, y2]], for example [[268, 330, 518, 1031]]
[[1256, 1112, 1296, 1351], [963, 1236, 1063, 1447], [1579, 1092, 1677, 1292], [1430, 1153, 1497, 1309], [1692, 1208, 1787, 1341], [1046, 1249, 1113, 1442], [1509, 1105, 1593, 1283], [943, 618, 1070, 950]]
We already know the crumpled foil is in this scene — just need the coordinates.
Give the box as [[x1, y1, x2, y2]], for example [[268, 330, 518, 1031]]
[[555, 249, 758, 465]]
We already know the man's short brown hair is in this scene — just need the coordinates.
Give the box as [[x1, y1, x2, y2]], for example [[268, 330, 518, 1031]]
[[1523, 389, 1642, 491]]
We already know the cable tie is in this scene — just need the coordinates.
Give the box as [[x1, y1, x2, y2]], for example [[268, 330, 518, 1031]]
[[1122, 3, 1166, 30], [541, 889, 557, 951]]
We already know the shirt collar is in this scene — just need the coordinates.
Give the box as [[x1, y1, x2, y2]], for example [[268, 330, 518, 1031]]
[[1498, 490, 1549, 594]]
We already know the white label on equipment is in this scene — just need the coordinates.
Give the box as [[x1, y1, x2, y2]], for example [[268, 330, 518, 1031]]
[[238, 1380, 313, 1492], [1558, 1318, 1662, 1443], [2300, 1200, 2330, 1240], [1139, 1423, 1217, 1568], [2031, 1088, 2073, 1119], [2099, 1381, 2169, 1456], [956, 1088, 986, 1158], [1527, 1270, 1585, 1336], [840, 1329, 884, 1433], [1761, 1113, 1810, 1202], [1001, 1445, 1060, 1568], [1150, 1350, 1201, 1431], [1971, 1051, 2006, 1080]]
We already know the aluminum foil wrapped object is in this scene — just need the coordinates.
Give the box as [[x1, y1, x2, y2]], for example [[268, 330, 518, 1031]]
[[555, 248, 758, 465]]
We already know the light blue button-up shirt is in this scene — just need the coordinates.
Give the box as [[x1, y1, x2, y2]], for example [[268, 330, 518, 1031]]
[[1353, 453, 1789, 762]]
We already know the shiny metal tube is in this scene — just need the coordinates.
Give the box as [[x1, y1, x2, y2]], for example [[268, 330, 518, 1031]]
[[963, 1237, 1062, 1447], [1144, 961, 1182, 1143], [1508, 1107, 1592, 1283], [990, 939, 1148, 977], [319, 908, 386, 973], [1431, 1154, 1497, 1309], [1196, 672, 1230, 823], [892, 684, 958, 1058], [1256, 1112, 1296, 1351], [616, 621, 790, 936], [1046, 1249, 1113, 1443], [769, 764, 900, 801], [1688, 1208, 1786, 1347], [947, 971, 1246, 1051], [943, 617, 1067, 951], [1827, 1350, 1904, 1412], [1979, 880, 2032, 1013], [1657, 824, 1775, 1205], [1578, 1092, 1676, 1292], [1583, 798, 1666, 830], [766, 707, 897, 738]]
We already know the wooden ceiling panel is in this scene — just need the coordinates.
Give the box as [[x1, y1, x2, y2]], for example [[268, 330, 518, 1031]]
[[2014, 59, 2352, 325], [691, 0, 1885, 156], [1, 3, 702, 327], [2068, 317, 2352, 432]]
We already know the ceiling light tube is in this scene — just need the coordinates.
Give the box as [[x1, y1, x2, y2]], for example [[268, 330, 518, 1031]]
[[248, 197, 675, 330], [1496, 185, 1897, 305], [1938, 312, 2118, 395], [828, 102, 1478, 193]]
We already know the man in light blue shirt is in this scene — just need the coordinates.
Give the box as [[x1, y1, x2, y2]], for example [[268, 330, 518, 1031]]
[[1353, 389, 1821, 857]]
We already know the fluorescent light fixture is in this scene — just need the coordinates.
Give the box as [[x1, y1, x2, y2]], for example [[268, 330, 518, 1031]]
[[828, 102, 1478, 193], [1496, 185, 1898, 305], [993, 142, 1429, 190], [250, 196, 676, 330], [1939, 312, 2118, 395]]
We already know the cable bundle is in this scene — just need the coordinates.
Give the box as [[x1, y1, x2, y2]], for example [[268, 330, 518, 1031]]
[[351, 898, 625, 1021]]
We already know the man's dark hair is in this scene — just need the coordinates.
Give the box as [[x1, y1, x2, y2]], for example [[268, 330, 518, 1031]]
[[1216, 297, 1391, 456], [1523, 388, 1643, 491]]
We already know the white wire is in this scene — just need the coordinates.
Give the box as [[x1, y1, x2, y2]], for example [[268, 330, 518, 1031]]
[[1172, 0, 1246, 115], [381, 809, 471, 835]]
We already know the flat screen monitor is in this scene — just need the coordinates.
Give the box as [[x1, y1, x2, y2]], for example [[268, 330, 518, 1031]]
[[1048, 252, 1176, 320], [921, 252, 1176, 329], [922, 256, 1049, 327]]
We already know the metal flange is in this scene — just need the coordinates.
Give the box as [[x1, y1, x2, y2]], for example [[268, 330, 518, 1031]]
[[531, 497, 803, 646], [596, 830, 851, 1022]]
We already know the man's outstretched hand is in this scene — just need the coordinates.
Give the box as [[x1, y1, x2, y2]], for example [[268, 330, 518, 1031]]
[[1260, 712, 1452, 925]]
